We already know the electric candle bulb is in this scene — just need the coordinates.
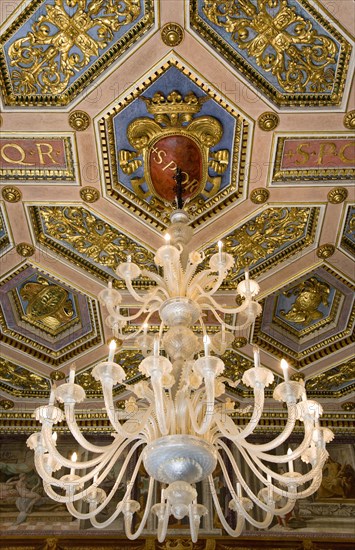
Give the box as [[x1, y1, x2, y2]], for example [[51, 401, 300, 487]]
[[70, 452, 77, 476], [236, 482, 242, 498], [203, 335, 210, 356], [52, 431, 57, 443], [153, 336, 159, 357], [108, 339, 117, 362], [287, 447, 294, 473], [165, 233, 171, 243], [281, 358, 289, 382], [49, 384, 56, 405], [217, 240, 223, 262], [253, 346, 260, 368], [143, 323, 148, 335], [127, 255, 132, 263], [69, 364, 76, 384]]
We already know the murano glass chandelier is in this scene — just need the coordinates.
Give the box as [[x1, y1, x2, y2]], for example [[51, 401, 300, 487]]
[[28, 172, 332, 541]]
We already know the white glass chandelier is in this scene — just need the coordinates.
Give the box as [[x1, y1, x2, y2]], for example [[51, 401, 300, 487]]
[[28, 202, 333, 541]]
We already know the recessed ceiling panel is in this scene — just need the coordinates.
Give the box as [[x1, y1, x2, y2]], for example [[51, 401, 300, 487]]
[[0, 264, 102, 366], [98, 60, 252, 230], [189, 0, 352, 107], [253, 265, 354, 368], [0, 0, 155, 106], [29, 205, 157, 284]]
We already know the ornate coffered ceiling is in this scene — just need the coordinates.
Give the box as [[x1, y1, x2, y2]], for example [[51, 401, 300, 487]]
[[0, 0, 354, 427]]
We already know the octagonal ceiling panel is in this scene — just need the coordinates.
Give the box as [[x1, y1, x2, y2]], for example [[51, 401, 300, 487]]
[[98, 59, 252, 229], [0, 0, 155, 107], [29, 205, 157, 285], [253, 265, 354, 369], [0, 263, 102, 366], [189, 0, 353, 108], [202, 205, 320, 286]]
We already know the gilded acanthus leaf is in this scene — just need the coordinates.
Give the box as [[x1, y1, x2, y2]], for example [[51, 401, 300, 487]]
[[306, 359, 355, 391], [8, 0, 141, 96], [203, 0, 337, 95], [204, 207, 311, 273], [0, 358, 49, 392], [39, 206, 155, 270]]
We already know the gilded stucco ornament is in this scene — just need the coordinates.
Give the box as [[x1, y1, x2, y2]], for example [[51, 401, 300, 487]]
[[69, 110, 91, 131], [291, 372, 305, 382], [305, 359, 355, 391], [280, 277, 330, 327], [0, 399, 14, 410], [2, 0, 153, 106], [50, 370, 66, 381], [343, 110, 355, 130], [16, 242, 35, 257], [232, 336, 248, 349], [20, 276, 75, 332], [80, 186, 100, 202], [161, 23, 184, 46], [257, 112, 279, 132], [1, 186, 22, 202], [341, 402, 355, 411], [196, 0, 351, 107], [250, 188, 270, 204], [317, 243, 335, 259], [327, 187, 348, 204], [119, 91, 230, 205]]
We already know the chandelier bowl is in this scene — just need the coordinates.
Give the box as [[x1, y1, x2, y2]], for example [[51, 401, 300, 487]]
[[142, 435, 217, 484]]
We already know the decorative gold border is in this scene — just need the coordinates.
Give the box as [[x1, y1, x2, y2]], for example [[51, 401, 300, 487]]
[[99, 58, 249, 231], [0, 0, 155, 107], [28, 204, 157, 289], [0, 134, 77, 183], [271, 135, 355, 185], [189, 0, 353, 107], [340, 204, 355, 258]]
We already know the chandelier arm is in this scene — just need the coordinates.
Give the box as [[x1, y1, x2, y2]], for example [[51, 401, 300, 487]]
[[140, 270, 170, 297], [65, 440, 146, 518], [124, 477, 155, 539], [246, 426, 314, 463], [287, 467, 324, 499], [201, 302, 253, 332], [197, 292, 251, 316], [216, 440, 275, 515], [87, 440, 148, 528], [207, 475, 246, 536], [101, 378, 152, 438], [235, 439, 328, 500], [41, 422, 113, 472], [222, 386, 265, 441], [187, 377, 215, 435], [217, 440, 297, 520], [113, 301, 162, 324], [233, 403, 297, 452], [35, 436, 134, 501], [188, 268, 218, 294], [63, 403, 123, 453], [150, 373, 170, 436], [123, 277, 152, 303]]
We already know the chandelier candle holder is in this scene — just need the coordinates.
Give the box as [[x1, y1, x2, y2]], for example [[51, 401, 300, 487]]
[[28, 201, 332, 541]]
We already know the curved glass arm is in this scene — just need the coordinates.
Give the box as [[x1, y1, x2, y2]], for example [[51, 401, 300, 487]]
[[123, 478, 155, 539]]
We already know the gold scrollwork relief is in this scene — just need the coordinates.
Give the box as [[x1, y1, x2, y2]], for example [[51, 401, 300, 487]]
[[203, 1, 338, 96], [280, 277, 331, 327], [7, 1, 142, 97]]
